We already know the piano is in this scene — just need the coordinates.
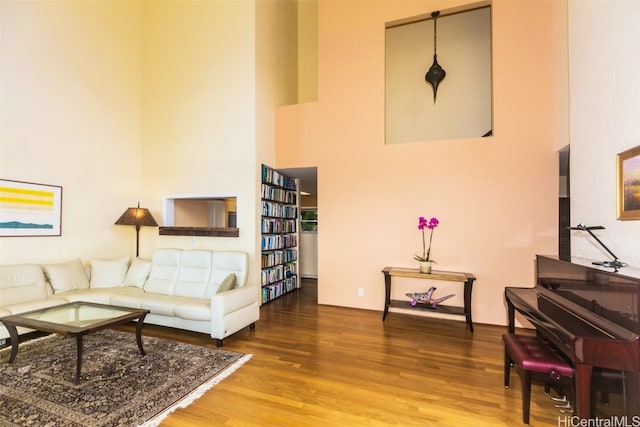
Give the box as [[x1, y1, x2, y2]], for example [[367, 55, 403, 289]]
[[505, 255, 640, 419]]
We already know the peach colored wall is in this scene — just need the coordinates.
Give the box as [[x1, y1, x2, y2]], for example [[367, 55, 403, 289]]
[[276, 0, 564, 326]]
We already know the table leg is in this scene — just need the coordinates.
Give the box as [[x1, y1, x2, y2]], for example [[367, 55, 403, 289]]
[[3, 321, 20, 363], [135, 314, 147, 356], [464, 278, 475, 332], [382, 272, 391, 321], [75, 335, 83, 385]]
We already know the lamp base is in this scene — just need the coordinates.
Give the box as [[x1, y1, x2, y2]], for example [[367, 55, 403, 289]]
[[592, 259, 628, 272]]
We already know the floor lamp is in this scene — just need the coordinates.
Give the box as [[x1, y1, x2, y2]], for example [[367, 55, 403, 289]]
[[115, 202, 158, 257]]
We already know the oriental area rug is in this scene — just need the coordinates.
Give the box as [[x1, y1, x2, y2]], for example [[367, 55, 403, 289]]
[[0, 329, 251, 427]]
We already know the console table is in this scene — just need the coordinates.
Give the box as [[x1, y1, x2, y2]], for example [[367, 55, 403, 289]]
[[382, 267, 476, 332]]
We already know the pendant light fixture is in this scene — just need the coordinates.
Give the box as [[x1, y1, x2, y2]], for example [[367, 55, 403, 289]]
[[425, 11, 446, 103]]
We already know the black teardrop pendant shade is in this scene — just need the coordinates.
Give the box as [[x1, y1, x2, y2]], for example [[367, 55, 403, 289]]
[[425, 11, 445, 104], [425, 54, 446, 103]]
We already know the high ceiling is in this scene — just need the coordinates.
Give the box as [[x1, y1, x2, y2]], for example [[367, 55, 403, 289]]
[[280, 167, 317, 196]]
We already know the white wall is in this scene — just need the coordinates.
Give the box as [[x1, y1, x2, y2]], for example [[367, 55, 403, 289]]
[[299, 232, 318, 278], [0, 0, 298, 289], [139, 1, 261, 286], [569, 0, 640, 269], [0, 0, 143, 263]]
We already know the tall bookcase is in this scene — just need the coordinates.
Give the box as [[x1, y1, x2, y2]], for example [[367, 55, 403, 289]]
[[260, 164, 299, 303]]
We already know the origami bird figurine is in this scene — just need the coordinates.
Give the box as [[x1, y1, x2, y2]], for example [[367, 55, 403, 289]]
[[406, 286, 455, 308]]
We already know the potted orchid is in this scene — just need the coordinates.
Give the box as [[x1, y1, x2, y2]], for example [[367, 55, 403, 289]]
[[414, 216, 439, 273]]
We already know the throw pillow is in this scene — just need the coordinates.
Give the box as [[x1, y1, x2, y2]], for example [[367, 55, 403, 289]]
[[43, 259, 90, 293], [90, 257, 130, 288], [124, 258, 152, 288], [216, 273, 236, 294]]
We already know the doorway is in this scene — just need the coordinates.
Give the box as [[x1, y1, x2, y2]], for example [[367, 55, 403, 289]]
[[279, 167, 318, 279], [558, 146, 570, 261]]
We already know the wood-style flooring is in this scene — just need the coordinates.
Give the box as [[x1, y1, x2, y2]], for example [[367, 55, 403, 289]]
[[124, 279, 584, 427]]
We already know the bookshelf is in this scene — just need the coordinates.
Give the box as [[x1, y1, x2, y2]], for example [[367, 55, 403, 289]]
[[260, 164, 300, 303]]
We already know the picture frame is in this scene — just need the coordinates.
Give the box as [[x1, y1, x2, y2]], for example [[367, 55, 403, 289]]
[[617, 145, 640, 220], [0, 179, 63, 236]]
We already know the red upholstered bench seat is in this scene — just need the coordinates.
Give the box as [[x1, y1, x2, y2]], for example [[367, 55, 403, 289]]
[[504, 334, 574, 378], [503, 333, 575, 424]]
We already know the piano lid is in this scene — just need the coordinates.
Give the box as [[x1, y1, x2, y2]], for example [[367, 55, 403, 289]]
[[536, 255, 640, 335]]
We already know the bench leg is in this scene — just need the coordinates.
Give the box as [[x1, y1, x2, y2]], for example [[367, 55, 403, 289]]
[[521, 372, 532, 424], [504, 348, 512, 388]]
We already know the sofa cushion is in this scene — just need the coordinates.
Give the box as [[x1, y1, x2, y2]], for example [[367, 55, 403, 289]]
[[216, 273, 236, 294], [61, 287, 144, 304], [174, 300, 210, 321], [140, 296, 176, 316], [43, 259, 90, 293], [113, 290, 154, 307], [124, 258, 152, 288], [173, 250, 212, 299], [4, 298, 69, 315], [138, 294, 193, 317], [0, 264, 50, 306], [90, 257, 129, 288], [144, 249, 180, 295]]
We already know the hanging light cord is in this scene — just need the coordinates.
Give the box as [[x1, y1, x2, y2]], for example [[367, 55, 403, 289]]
[[433, 14, 438, 55], [432, 11, 440, 56]]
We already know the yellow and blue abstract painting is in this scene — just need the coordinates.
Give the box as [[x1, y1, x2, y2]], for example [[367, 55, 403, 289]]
[[0, 179, 62, 236]]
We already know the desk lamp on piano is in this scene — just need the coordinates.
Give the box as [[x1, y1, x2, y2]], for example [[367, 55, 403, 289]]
[[569, 223, 628, 272], [504, 225, 640, 420]]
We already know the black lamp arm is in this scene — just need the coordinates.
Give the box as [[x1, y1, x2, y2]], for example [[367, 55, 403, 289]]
[[568, 224, 627, 271]]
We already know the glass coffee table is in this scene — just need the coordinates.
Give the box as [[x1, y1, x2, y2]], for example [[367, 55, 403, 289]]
[[1, 301, 150, 384]]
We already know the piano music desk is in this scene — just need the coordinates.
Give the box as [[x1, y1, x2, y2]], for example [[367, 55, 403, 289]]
[[382, 267, 476, 332]]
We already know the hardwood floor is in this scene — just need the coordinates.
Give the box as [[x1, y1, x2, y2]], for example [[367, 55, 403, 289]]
[[126, 279, 575, 427]]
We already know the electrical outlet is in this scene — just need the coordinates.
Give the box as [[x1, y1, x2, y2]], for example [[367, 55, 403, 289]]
[[358, 288, 364, 297]]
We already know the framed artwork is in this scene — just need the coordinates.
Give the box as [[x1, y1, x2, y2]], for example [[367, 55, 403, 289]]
[[0, 179, 63, 236], [617, 145, 640, 220]]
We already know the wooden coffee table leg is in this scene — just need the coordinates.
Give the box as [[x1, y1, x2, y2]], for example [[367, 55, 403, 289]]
[[3, 321, 20, 363], [75, 335, 83, 385], [135, 315, 147, 356]]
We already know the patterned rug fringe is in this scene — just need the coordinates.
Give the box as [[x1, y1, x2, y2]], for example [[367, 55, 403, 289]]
[[139, 353, 253, 427]]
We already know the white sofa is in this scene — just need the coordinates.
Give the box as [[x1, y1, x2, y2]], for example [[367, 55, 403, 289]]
[[0, 248, 260, 346]]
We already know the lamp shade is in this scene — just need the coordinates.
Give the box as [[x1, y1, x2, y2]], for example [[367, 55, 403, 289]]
[[115, 203, 158, 227], [115, 202, 157, 258]]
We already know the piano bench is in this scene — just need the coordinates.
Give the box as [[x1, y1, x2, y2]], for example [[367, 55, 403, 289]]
[[503, 333, 574, 424]]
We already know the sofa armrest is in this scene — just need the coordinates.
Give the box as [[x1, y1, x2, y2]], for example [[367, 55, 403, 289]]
[[210, 284, 260, 315], [209, 284, 260, 341]]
